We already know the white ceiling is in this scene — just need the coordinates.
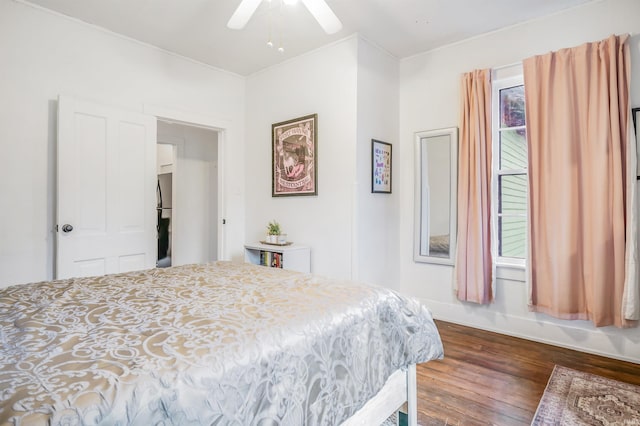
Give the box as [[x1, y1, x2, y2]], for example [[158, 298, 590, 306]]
[[24, 0, 595, 76]]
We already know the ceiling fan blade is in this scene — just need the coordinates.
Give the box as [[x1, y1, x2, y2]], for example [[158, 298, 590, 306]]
[[301, 0, 342, 34], [227, 0, 263, 30]]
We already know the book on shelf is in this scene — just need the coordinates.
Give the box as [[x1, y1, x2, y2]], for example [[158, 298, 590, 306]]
[[270, 252, 283, 268], [260, 250, 271, 266], [259, 250, 283, 268]]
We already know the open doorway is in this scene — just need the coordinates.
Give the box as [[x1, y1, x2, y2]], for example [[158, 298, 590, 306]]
[[157, 121, 220, 266]]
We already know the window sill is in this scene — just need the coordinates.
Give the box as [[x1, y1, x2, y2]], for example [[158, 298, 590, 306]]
[[495, 262, 526, 282]]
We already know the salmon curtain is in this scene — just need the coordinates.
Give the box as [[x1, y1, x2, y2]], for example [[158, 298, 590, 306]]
[[523, 34, 637, 327], [454, 69, 494, 304]]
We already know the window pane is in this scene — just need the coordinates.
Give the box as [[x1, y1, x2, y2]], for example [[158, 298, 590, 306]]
[[500, 129, 527, 169], [499, 174, 527, 213], [499, 216, 526, 258], [500, 86, 525, 128]]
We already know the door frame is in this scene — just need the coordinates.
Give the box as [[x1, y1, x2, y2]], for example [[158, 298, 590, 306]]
[[145, 104, 227, 260]]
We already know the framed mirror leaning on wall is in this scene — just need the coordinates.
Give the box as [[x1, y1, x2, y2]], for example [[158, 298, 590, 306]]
[[414, 127, 458, 265]]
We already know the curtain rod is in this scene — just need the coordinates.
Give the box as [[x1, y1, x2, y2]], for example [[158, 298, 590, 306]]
[[492, 61, 522, 71]]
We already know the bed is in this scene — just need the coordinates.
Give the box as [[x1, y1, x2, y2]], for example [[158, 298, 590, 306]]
[[0, 261, 443, 425]]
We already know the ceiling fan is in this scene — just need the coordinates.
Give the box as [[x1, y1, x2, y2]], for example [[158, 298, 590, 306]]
[[227, 0, 342, 35]]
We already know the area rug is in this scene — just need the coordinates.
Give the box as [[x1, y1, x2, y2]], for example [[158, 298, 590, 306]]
[[531, 365, 640, 425]]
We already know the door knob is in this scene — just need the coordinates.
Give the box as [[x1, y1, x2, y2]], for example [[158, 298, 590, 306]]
[[62, 224, 74, 233]]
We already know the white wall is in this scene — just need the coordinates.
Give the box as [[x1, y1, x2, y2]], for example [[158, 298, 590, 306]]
[[354, 38, 401, 289], [157, 121, 219, 266], [245, 36, 401, 286], [245, 37, 359, 279], [157, 144, 174, 174], [0, 0, 246, 287], [399, 0, 640, 362]]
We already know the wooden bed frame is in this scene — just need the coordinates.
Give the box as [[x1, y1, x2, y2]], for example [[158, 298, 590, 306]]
[[341, 364, 417, 426]]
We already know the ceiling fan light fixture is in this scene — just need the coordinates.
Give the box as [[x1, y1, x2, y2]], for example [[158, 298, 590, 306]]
[[227, 0, 263, 30], [301, 0, 342, 34], [228, 0, 342, 35]]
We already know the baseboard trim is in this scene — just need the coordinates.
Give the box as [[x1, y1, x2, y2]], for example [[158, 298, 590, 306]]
[[423, 299, 640, 365]]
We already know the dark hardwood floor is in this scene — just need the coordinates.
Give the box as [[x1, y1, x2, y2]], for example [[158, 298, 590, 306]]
[[415, 320, 640, 425]]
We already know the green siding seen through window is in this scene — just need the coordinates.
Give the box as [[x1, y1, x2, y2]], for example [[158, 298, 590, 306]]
[[499, 174, 527, 213], [500, 129, 527, 169], [499, 216, 527, 258]]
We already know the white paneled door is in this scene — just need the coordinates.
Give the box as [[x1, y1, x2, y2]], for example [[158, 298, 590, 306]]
[[56, 96, 157, 279]]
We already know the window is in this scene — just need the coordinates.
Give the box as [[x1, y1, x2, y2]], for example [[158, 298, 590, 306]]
[[492, 75, 527, 266]]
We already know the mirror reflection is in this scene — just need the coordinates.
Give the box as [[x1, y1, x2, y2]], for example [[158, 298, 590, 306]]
[[414, 127, 458, 265]]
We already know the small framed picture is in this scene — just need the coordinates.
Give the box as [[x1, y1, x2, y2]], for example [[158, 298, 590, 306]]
[[371, 139, 392, 193], [272, 114, 318, 197]]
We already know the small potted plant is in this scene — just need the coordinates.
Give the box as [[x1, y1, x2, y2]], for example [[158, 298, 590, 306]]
[[266, 220, 281, 244]]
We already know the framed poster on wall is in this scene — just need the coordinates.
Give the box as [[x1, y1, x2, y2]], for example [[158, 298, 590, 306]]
[[272, 114, 318, 196], [371, 139, 392, 193]]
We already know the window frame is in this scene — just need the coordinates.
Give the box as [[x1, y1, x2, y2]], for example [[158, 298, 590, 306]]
[[491, 74, 527, 269]]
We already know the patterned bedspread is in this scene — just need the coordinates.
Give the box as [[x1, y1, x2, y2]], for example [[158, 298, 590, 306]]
[[0, 261, 443, 425]]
